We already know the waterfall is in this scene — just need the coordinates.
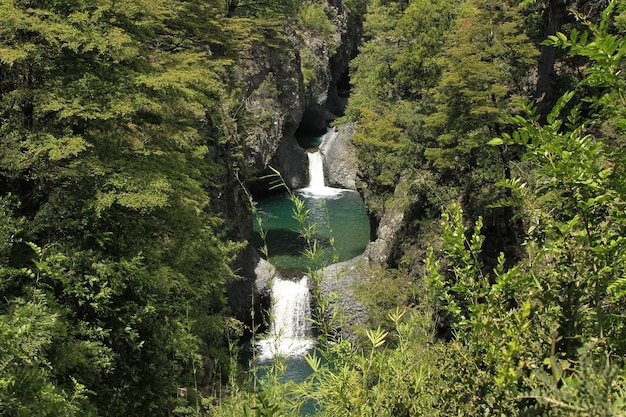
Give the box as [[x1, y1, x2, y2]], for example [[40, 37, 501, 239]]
[[299, 129, 343, 198], [306, 151, 326, 191], [257, 277, 313, 360]]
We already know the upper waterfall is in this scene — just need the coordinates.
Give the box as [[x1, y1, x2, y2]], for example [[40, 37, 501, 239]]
[[298, 129, 344, 198], [306, 150, 326, 191]]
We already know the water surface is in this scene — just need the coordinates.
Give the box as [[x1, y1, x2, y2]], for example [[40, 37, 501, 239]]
[[253, 191, 369, 272]]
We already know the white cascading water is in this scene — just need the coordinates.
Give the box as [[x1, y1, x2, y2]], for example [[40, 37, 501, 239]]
[[306, 151, 326, 191], [257, 277, 313, 360], [299, 129, 343, 198]]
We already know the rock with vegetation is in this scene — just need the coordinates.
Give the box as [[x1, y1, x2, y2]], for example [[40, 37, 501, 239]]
[[231, 0, 357, 186], [319, 123, 359, 190], [364, 175, 422, 266], [227, 0, 361, 318], [317, 256, 370, 339], [230, 26, 307, 188]]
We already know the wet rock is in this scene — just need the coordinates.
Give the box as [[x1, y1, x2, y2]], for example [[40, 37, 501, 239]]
[[319, 123, 358, 190]]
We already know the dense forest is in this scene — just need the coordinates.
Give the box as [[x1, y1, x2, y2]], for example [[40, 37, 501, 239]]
[[1, 0, 626, 416]]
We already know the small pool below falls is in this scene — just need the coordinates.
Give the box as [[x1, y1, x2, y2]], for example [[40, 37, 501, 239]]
[[254, 128, 370, 272], [253, 129, 370, 272], [252, 190, 369, 272], [251, 130, 369, 416]]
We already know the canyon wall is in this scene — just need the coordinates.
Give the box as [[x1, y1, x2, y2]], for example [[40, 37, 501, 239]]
[[224, 1, 361, 322]]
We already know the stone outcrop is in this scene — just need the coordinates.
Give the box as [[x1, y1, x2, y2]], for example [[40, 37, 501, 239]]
[[231, 2, 358, 190], [364, 176, 421, 266], [275, 134, 309, 189], [230, 26, 306, 189], [299, 0, 355, 132], [317, 256, 370, 340], [319, 123, 358, 190]]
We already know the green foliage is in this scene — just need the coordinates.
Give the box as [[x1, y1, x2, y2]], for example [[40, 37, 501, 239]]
[[298, 2, 335, 42], [486, 2, 626, 411], [224, 0, 299, 18], [345, 0, 459, 112], [424, 0, 538, 172], [495, 82, 626, 355], [342, 0, 539, 223], [339, 0, 461, 217], [354, 265, 417, 335], [531, 345, 626, 416], [543, 0, 626, 134], [302, 310, 439, 417], [351, 108, 408, 212], [0, 261, 95, 416], [422, 203, 553, 414], [0, 0, 252, 415]]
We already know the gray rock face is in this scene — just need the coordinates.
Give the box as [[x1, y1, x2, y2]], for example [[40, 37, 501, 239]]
[[364, 207, 405, 266], [317, 256, 370, 340], [232, 32, 304, 176], [232, 2, 356, 184], [364, 176, 420, 266], [274, 135, 308, 189], [319, 123, 358, 190], [299, 32, 333, 133]]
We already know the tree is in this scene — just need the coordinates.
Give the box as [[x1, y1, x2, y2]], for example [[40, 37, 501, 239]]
[[493, 0, 626, 355], [424, 0, 538, 173], [342, 0, 460, 217], [0, 0, 242, 414]]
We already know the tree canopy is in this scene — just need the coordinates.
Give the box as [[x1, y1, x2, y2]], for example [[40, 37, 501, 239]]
[[0, 0, 247, 414], [3, 0, 626, 416]]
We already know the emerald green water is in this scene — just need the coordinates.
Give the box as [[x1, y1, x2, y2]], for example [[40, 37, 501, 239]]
[[296, 131, 325, 149], [251, 133, 370, 414], [253, 190, 370, 272]]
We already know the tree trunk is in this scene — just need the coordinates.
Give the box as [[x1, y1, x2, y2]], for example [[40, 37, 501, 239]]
[[535, 0, 568, 115]]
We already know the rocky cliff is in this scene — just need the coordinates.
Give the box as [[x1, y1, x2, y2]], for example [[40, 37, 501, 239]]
[[233, 3, 357, 190], [319, 123, 359, 190], [225, 1, 361, 323]]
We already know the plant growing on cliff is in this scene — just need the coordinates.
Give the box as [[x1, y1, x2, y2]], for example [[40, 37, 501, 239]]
[[342, 0, 460, 218], [298, 2, 336, 43], [297, 1, 339, 89]]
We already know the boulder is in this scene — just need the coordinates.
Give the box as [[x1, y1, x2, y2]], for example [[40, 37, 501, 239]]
[[319, 123, 358, 190], [317, 256, 370, 340]]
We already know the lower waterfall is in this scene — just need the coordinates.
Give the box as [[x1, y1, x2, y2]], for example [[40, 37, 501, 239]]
[[257, 276, 313, 361]]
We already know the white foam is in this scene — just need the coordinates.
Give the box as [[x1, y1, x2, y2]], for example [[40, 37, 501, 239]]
[[257, 277, 313, 361]]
